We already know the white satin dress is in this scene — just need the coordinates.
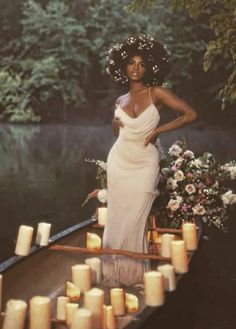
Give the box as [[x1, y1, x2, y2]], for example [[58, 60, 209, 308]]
[[102, 92, 160, 287]]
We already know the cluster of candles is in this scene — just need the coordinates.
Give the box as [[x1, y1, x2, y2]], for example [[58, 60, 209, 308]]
[[0, 221, 197, 329], [14, 222, 52, 256]]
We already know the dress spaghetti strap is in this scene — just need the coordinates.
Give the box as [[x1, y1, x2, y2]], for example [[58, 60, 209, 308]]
[[148, 87, 153, 104]]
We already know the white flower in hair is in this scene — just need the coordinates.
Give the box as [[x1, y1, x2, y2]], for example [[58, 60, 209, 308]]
[[97, 189, 108, 203]]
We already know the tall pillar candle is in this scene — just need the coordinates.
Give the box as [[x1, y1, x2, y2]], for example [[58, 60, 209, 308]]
[[84, 288, 104, 329], [29, 296, 51, 329], [144, 271, 165, 307], [110, 288, 125, 316], [85, 257, 102, 285], [182, 222, 197, 251], [97, 208, 107, 226], [56, 296, 70, 320], [66, 303, 78, 327], [161, 234, 175, 257], [15, 225, 33, 256], [0, 274, 2, 313], [170, 240, 188, 273], [2, 299, 27, 329], [71, 308, 92, 329], [72, 264, 91, 292], [157, 264, 176, 292], [35, 223, 51, 246], [103, 305, 116, 329]]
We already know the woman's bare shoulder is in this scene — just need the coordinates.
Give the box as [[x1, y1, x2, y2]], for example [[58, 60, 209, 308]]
[[115, 93, 129, 106]]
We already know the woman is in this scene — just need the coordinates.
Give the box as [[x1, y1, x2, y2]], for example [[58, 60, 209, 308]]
[[102, 35, 196, 287]]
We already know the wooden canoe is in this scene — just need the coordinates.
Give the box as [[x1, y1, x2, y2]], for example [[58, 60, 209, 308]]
[[0, 217, 201, 328]]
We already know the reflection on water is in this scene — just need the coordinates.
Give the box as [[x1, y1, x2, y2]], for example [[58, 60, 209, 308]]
[[0, 122, 235, 262]]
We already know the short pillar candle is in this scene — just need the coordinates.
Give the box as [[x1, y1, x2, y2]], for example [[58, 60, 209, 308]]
[[15, 225, 33, 256], [56, 296, 70, 320], [110, 288, 125, 316], [170, 240, 188, 273], [182, 222, 197, 251], [72, 264, 91, 293], [71, 308, 93, 329], [161, 234, 175, 257], [157, 264, 176, 292], [29, 296, 51, 329], [144, 271, 165, 307], [2, 299, 27, 329], [86, 233, 102, 250], [35, 223, 51, 246], [84, 288, 104, 329], [97, 207, 107, 226], [85, 257, 102, 285], [66, 303, 79, 327]]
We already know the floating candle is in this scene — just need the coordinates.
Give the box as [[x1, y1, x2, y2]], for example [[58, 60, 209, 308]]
[[144, 271, 165, 307], [182, 222, 197, 251], [110, 288, 125, 316], [98, 207, 107, 226], [86, 233, 102, 250], [15, 225, 33, 256], [2, 299, 27, 329], [161, 234, 175, 257], [84, 288, 104, 329], [35, 222, 51, 246], [56, 296, 70, 320], [85, 257, 102, 285], [29, 296, 51, 329], [157, 264, 176, 292], [71, 308, 92, 329], [72, 264, 91, 293], [170, 240, 188, 273]]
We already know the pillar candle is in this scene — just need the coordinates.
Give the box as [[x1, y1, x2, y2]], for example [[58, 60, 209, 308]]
[[125, 293, 139, 313], [144, 271, 165, 307], [157, 264, 176, 292], [35, 223, 51, 246], [71, 308, 92, 329], [170, 240, 188, 274], [15, 225, 33, 256], [103, 305, 116, 329], [2, 299, 27, 329], [86, 233, 102, 250], [97, 208, 107, 226], [29, 296, 51, 329], [56, 296, 70, 320], [161, 234, 175, 257], [84, 288, 104, 329], [0, 274, 2, 313], [110, 288, 125, 316], [72, 264, 91, 293], [182, 222, 197, 251], [66, 303, 78, 327], [85, 257, 102, 285]]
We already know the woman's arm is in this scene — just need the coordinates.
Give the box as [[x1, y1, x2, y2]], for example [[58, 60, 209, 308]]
[[145, 87, 197, 146], [112, 97, 124, 137]]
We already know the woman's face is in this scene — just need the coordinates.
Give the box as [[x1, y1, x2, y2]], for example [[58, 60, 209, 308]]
[[125, 55, 146, 82]]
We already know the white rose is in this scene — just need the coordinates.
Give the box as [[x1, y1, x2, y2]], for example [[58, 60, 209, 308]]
[[174, 157, 184, 167], [168, 144, 182, 157], [221, 190, 236, 206], [167, 196, 183, 211], [97, 189, 108, 203], [183, 150, 195, 159], [190, 159, 203, 168], [167, 177, 178, 190], [97, 161, 107, 171], [192, 204, 206, 215], [185, 184, 196, 195], [174, 170, 185, 181]]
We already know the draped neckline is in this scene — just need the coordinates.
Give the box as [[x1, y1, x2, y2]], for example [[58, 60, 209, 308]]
[[117, 103, 160, 120]]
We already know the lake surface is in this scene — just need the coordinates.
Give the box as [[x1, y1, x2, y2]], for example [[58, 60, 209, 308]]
[[0, 122, 236, 262]]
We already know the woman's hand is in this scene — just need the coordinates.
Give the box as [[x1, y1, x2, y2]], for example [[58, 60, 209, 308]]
[[112, 117, 124, 129], [144, 130, 158, 147]]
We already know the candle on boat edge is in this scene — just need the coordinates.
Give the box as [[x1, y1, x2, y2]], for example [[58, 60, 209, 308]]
[[56, 296, 70, 320], [144, 271, 165, 307], [72, 264, 91, 293], [86, 232, 102, 250], [103, 305, 116, 329], [85, 257, 102, 285], [84, 288, 104, 329], [170, 240, 188, 274], [0, 274, 2, 313], [2, 299, 27, 329], [160, 234, 175, 258], [182, 222, 197, 251], [110, 288, 125, 316], [15, 225, 33, 256], [71, 308, 92, 329], [66, 303, 79, 327], [29, 296, 51, 329], [97, 207, 107, 226], [35, 222, 51, 246], [157, 264, 176, 292]]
